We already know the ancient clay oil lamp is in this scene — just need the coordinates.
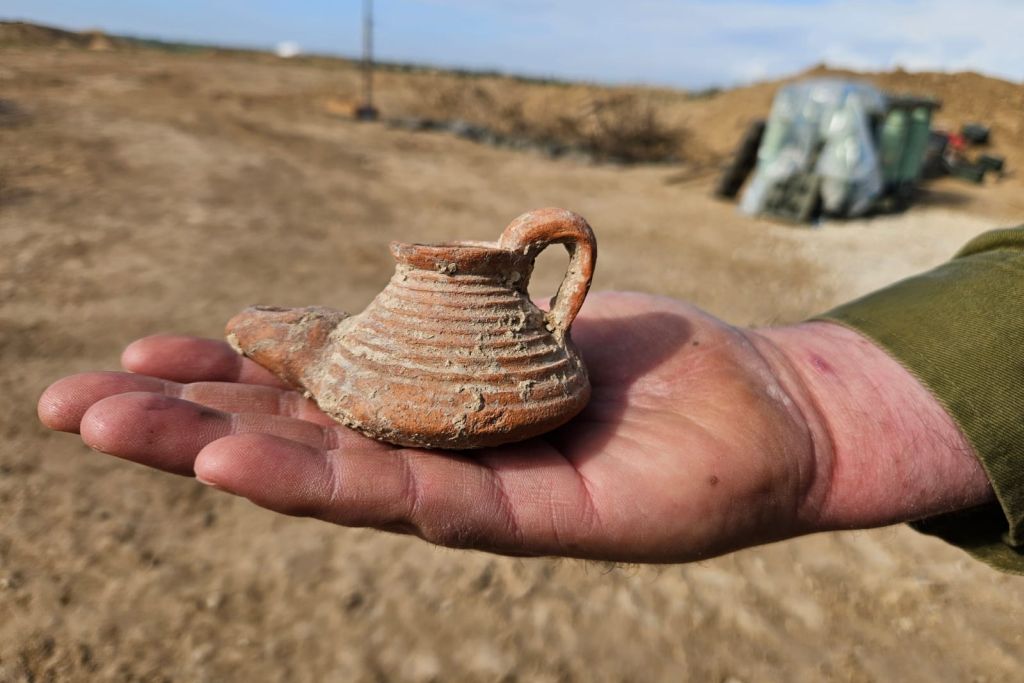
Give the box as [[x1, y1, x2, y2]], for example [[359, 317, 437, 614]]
[[226, 208, 597, 449]]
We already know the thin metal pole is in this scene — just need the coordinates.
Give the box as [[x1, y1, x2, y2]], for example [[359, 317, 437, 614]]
[[362, 0, 374, 110]]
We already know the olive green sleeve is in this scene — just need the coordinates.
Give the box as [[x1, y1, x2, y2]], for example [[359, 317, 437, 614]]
[[816, 226, 1024, 574]]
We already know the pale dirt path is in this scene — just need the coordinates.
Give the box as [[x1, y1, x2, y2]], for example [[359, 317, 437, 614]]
[[2, 49, 1021, 682]]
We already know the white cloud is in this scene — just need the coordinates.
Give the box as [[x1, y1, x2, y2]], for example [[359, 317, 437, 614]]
[[407, 0, 1024, 87]]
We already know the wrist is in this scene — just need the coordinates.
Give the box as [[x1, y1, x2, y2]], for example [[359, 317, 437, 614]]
[[755, 321, 994, 532]]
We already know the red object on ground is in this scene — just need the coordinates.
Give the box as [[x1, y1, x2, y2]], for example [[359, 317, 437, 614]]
[[947, 132, 968, 153]]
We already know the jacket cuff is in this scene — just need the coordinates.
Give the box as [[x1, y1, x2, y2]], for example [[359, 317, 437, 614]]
[[815, 226, 1024, 573]]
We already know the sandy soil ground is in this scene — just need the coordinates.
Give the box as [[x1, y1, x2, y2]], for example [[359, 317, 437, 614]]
[[2, 44, 1023, 682]]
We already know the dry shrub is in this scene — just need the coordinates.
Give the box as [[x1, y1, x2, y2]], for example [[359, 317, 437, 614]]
[[572, 94, 685, 163], [511, 93, 687, 163]]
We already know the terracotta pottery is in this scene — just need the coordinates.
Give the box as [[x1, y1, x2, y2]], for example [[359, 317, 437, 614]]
[[226, 208, 597, 449]]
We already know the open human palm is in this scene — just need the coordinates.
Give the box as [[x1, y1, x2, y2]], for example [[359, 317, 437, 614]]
[[39, 291, 989, 562]]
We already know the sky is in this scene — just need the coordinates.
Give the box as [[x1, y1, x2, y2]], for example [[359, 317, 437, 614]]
[[5, 1, 1024, 89]]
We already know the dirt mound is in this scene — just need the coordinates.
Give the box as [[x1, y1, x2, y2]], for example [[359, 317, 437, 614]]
[[370, 64, 1024, 178], [0, 21, 122, 50]]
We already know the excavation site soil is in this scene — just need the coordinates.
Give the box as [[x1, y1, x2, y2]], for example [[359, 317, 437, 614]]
[[3, 33, 1024, 682]]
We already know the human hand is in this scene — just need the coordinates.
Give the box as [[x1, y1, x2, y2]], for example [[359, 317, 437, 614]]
[[37, 292, 993, 562]]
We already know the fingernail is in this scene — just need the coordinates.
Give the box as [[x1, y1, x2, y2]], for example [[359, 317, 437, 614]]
[[195, 473, 223, 490]]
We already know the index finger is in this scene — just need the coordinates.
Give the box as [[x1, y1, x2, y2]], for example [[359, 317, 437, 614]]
[[121, 334, 289, 388]]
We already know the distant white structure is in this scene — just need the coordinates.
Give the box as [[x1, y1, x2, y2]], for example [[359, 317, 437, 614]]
[[275, 41, 301, 58]]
